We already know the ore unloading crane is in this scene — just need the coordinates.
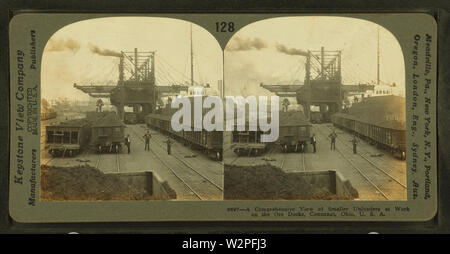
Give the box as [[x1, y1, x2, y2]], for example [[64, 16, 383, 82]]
[[260, 47, 374, 122], [74, 48, 188, 121]]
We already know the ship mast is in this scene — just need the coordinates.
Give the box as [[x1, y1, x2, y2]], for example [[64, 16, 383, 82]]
[[190, 23, 194, 87], [377, 26, 380, 86]]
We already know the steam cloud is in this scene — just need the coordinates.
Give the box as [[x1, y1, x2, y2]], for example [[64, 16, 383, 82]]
[[226, 36, 309, 58], [46, 38, 81, 52], [275, 44, 309, 56], [88, 44, 122, 57], [226, 37, 268, 51]]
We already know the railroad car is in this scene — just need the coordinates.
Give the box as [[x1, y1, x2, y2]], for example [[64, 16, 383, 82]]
[[91, 113, 126, 153], [230, 110, 270, 156], [230, 110, 312, 155], [41, 111, 57, 121], [145, 112, 223, 161], [278, 111, 311, 153], [331, 95, 406, 160], [45, 118, 91, 157], [124, 112, 138, 124], [309, 111, 323, 124], [85, 110, 117, 121], [45, 111, 126, 156], [231, 130, 269, 156]]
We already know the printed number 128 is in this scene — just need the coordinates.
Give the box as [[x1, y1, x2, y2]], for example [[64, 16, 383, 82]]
[[216, 22, 235, 32]]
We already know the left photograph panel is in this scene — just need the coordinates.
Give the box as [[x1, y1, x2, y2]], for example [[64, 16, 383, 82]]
[[40, 17, 224, 201]]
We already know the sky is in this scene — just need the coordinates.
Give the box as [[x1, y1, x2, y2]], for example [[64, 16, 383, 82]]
[[224, 16, 406, 97], [41, 16, 406, 103], [41, 17, 223, 102]]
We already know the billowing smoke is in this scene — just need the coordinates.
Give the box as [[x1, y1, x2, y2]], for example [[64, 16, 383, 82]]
[[226, 36, 268, 51], [224, 61, 280, 97], [46, 38, 81, 52], [276, 44, 309, 56], [88, 43, 122, 57]]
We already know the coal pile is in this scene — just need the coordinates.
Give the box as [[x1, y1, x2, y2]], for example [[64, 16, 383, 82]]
[[41, 165, 174, 201], [224, 164, 352, 200]]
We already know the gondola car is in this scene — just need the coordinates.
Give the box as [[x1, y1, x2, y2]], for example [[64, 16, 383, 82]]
[[230, 110, 270, 156], [278, 111, 311, 153], [309, 111, 323, 124], [231, 130, 269, 156], [45, 111, 126, 156], [91, 113, 126, 153], [331, 95, 406, 160], [41, 111, 57, 121], [45, 118, 91, 157], [230, 110, 311, 155], [124, 112, 139, 124], [145, 112, 223, 161]]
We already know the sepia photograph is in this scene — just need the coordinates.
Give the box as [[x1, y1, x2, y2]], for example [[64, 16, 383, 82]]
[[8, 10, 438, 223], [40, 17, 224, 201], [223, 16, 407, 201]]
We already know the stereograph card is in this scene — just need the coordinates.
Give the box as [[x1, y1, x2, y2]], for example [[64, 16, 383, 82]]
[[7, 13, 438, 223]]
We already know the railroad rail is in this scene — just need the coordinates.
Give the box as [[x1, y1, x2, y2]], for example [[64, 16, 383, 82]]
[[115, 152, 121, 173], [41, 157, 55, 166], [95, 155, 101, 169], [280, 151, 306, 172], [324, 124, 406, 188], [229, 145, 276, 166], [315, 124, 405, 200], [127, 125, 222, 200]]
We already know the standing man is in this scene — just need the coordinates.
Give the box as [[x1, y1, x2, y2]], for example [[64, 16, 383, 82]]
[[143, 131, 152, 151], [329, 130, 337, 150], [310, 133, 317, 153], [124, 134, 131, 154], [351, 135, 359, 154], [166, 136, 172, 155]]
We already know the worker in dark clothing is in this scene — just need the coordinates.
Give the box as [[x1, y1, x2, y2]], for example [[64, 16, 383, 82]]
[[351, 135, 359, 154], [143, 131, 152, 151], [329, 130, 337, 150], [166, 136, 172, 155], [310, 133, 317, 153], [124, 134, 131, 154]]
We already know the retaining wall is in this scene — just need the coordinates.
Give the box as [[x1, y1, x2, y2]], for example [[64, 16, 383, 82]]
[[106, 171, 175, 200], [288, 170, 359, 199]]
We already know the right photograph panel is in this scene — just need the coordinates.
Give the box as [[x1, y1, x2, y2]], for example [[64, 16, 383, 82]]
[[223, 16, 407, 201]]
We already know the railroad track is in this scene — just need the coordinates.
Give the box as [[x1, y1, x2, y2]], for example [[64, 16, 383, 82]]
[[302, 152, 306, 171], [280, 151, 306, 172], [325, 124, 406, 177], [323, 125, 406, 188], [228, 152, 241, 165], [315, 125, 405, 200], [228, 144, 276, 166], [128, 125, 222, 200], [95, 154, 101, 169], [41, 157, 55, 166], [115, 152, 121, 173], [94, 150, 121, 173], [141, 125, 223, 166]]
